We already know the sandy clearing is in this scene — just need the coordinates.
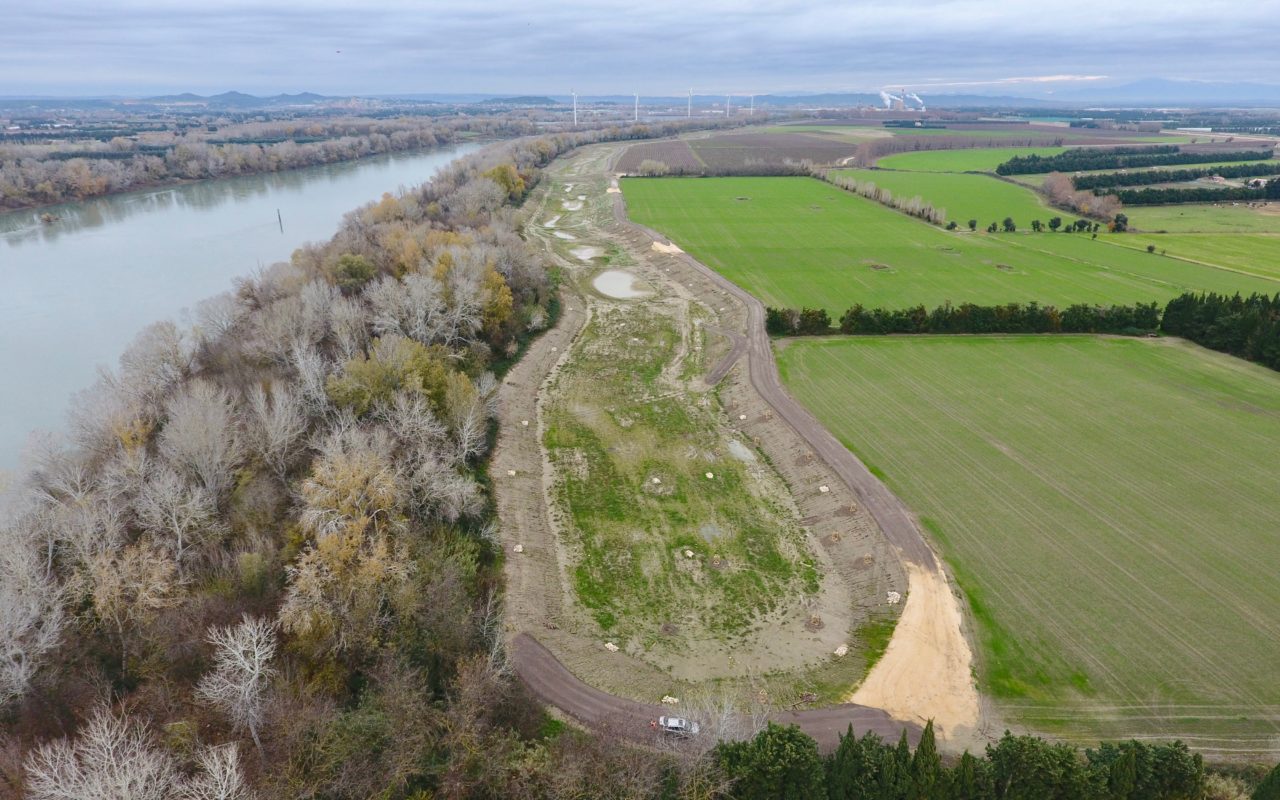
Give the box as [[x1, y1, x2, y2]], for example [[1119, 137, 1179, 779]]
[[607, 187, 622, 194], [850, 562, 979, 741], [562, 200, 584, 211], [553, 231, 577, 240], [652, 241, 684, 254], [544, 215, 561, 228]]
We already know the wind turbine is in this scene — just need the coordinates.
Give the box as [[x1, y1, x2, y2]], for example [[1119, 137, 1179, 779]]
[[749, 94, 754, 115], [726, 94, 731, 115], [571, 89, 577, 127], [634, 92, 639, 122], [687, 88, 692, 119]]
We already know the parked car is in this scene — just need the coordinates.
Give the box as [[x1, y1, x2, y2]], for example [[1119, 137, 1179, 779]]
[[656, 716, 700, 737]]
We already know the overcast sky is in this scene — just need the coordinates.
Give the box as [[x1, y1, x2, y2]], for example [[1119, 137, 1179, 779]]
[[4, 0, 1278, 97]]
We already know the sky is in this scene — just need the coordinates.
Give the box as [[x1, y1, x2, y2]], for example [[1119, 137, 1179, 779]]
[[3, 0, 1280, 97]]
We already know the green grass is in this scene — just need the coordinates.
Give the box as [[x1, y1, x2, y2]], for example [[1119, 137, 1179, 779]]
[[544, 304, 818, 646], [833, 168, 1059, 228], [621, 177, 1280, 312], [875, 147, 1068, 172], [1102, 233, 1280, 280], [777, 335, 1280, 747]]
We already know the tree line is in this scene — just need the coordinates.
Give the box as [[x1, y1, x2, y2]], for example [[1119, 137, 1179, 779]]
[[1106, 180, 1280, 206], [995, 147, 1275, 176], [0, 115, 729, 211], [767, 301, 1161, 337], [708, 720, 1276, 800], [1162, 292, 1280, 371], [822, 171, 947, 224], [1072, 161, 1279, 190]]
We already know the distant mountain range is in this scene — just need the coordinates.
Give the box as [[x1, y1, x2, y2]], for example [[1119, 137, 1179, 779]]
[[1048, 78, 1280, 107], [4, 79, 1280, 113], [141, 91, 339, 107]]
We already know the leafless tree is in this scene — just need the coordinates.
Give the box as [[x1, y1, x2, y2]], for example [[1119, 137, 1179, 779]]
[[0, 531, 64, 704], [299, 280, 340, 347], [134, 466, 223, 578], [329, 295, 368, 361], [245, 384, 308, 480], [406, 458, 482, 523], [365, 273, 447, 345], [85, 541, 178, 673], [177, 742, 254, 798], [375, 391, 448, 465], [118, 321, 193, 405], [288, 344, 332, 419], [50, 494, 127, 569], [159, 380, 243, 498], [197, 616, 277, 754], [177, 744, 254, 800], [24, 706, 182, 800], [192, 292, 247, 346]]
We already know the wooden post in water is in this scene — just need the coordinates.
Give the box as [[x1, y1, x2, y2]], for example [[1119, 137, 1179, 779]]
[[277, 209, 283, 233]]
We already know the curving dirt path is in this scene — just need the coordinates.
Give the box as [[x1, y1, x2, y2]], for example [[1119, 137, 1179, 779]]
[[498, 142, 979, 750], [618, 202, 981, 744]]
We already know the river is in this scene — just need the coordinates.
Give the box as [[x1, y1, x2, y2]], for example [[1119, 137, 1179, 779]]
[[0, 141, 484, 470]]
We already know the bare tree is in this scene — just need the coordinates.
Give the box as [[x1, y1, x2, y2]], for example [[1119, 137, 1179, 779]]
[[178, 744, 255, 800], [192, 292, 247, 345], [24, 707, 182, 800], [159, 380, 243, 498], [245, 384, 307, 480], [288, 344, 332, 419], [25, 707, 251, 800], [85, 541, 178, 673], [329, 295, 368, 361], [365, 273, 447, 345], [116, 321, 193, 416], [197, 616, 277, 755], [134, 466, 223, 578], [375, 391, 448, 466], [0, 531, 63, 705]]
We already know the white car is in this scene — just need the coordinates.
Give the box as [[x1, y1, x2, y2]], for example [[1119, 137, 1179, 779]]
[[657, 716, 700, 737]]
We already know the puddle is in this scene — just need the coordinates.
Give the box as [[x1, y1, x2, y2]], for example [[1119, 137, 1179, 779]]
[[562, 200, 583, 211], [571, 246, 605, 262], [727, 440, 756, 463], [698, 523, 724, 543], [553, 231, 577, 240], [592, 269, 649, 299], [545, 215, 560, 228]]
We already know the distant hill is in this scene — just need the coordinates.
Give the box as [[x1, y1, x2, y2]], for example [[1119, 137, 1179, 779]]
[[141, 91, 340, 108], [1051, 79, 1280, 107], [485, 95, 557, 106]]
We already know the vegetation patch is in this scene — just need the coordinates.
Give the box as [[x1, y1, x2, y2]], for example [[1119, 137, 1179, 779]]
[[777, 334, 1280, 745], [544, 305, 820, 648]]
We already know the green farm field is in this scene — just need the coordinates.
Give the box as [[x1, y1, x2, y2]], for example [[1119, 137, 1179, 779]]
[[833, 168, 1059, 228], [621, 177, 1280, 312], [874, 147, 1067, 172], [776, 335, 1280, 749], [838, 166, 1280, 235]]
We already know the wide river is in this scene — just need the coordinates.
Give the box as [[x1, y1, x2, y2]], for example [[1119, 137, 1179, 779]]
[[0, 141, 483, 469]]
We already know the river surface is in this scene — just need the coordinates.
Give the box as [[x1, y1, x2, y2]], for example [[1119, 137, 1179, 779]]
[[0, 142, 483, 469]]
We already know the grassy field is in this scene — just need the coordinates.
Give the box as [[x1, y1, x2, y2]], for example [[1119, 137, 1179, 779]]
[[874, 147, 1067, 172], [1103, 233, 1280, 280], [544, 301, 820, 647], [622, 177, 1280, 312], [776, 335, 1280, 747], [833, 168, 1059, 228]]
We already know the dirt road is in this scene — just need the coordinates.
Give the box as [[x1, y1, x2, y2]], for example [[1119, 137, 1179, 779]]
[[498, 142, 978, 750]]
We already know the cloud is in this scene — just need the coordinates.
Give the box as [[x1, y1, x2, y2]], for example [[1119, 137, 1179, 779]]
[[1, 0, 1276, 95]]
